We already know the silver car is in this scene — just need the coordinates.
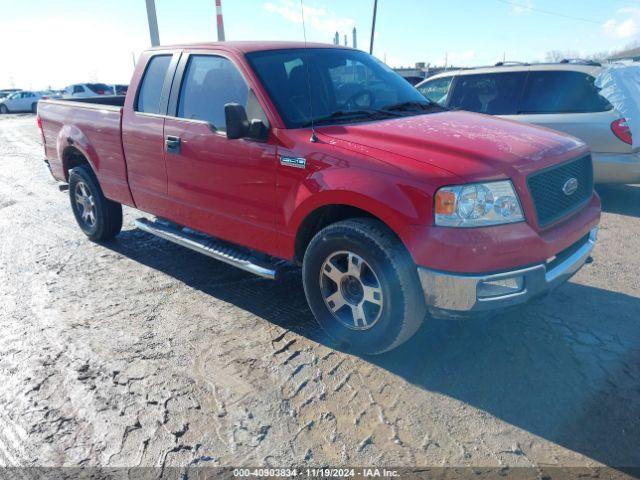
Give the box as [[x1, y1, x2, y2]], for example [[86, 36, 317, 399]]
[[416, 61, 638, 183], [0, 90, 45, 114]]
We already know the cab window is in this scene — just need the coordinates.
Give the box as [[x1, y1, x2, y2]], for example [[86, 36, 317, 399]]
[[177, 55, 266, 131], [136, 55, 172, 114]]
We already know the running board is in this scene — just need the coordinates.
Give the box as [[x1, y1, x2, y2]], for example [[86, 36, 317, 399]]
[[134, 218, 284, 279]]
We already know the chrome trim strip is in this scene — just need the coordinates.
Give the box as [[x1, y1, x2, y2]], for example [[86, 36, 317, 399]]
[[135, 218, 278, 279], [39, 98, 123, 112]]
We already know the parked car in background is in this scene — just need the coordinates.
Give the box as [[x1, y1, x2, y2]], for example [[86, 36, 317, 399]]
[[38, 42, 600, 354], [40, 90, 63, 100], [0, 90, 44, 113], [62, 83, 113, 98], [0, 88, 21, 99], [416, 61, 639, 183], [402, 75, 426, 86], [112, 84, 128, 95]]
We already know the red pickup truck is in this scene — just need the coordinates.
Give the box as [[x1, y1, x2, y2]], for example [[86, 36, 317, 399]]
[[38, 42, 600, 354]]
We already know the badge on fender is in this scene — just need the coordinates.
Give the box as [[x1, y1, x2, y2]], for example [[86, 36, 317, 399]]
[[280, 156, 307, 169]]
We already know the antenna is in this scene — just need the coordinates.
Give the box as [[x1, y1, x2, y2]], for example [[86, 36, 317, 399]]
[[300, 0, 318, 143]]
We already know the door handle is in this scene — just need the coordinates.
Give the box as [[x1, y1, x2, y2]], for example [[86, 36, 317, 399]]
[[165, 135, 181, 154]]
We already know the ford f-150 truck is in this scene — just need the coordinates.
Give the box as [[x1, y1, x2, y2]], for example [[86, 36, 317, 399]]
[[38, 42, 601, 354]]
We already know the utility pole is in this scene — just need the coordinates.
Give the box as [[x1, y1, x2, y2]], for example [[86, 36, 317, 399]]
[[215, 0, 226, 41], [369, 0, 378, 54], [145, 0, 160, 47]]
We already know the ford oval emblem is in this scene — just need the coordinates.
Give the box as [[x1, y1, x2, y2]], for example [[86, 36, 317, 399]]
[[562, 177, 579, 196]]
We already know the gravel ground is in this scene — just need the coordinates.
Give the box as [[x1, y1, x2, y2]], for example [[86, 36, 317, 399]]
[[0, 114, 638, 474]]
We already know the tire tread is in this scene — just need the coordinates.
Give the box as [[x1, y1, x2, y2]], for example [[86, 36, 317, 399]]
[[305, 218, 426, 354]]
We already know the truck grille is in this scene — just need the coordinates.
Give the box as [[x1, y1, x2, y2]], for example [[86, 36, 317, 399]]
[[527, 155, 593, 227]]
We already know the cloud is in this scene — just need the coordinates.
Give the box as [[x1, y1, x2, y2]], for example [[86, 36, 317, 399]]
[[263, 0, 354, 36], [604, 7, 640, 39], [510, 0, 534, 15]]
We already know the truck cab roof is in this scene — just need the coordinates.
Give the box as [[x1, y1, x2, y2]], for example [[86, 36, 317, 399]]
[[148, 41, 351, 54]]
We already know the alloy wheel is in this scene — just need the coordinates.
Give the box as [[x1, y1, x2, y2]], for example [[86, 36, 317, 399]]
[[74, 181, 96, 228], [319, 251, 384, 330]]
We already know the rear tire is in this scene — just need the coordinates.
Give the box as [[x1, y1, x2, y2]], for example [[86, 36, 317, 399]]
[[0, 105, 8, 114], [302, 218, 426, 355], [69, 165, 122, 241], [31, 102, 37, 113]]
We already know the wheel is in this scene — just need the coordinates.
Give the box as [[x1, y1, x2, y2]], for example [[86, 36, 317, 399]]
[[68, 165, 122, 241], [302, 218, 426, 355], [31, 102, 37, 113], [0, 104, 8, 114]]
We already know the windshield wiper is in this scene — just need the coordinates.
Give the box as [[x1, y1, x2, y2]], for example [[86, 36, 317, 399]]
[[302, 108, 402, 127], [382, 100, 447, 113]]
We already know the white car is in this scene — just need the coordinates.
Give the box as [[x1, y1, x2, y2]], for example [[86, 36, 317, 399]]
[[416, 61, 639, 183], [0, 90, 45, 114], [62, 83, 113, 98]]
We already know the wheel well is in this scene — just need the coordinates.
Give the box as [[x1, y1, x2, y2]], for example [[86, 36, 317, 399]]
[[62, 146, 89, 181], [294, 205, 383, 263]]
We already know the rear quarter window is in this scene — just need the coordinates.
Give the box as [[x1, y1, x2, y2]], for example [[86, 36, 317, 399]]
[[136, 55, 172, 114], [448, 72, 527, 115], [519, 71, 612, 114]]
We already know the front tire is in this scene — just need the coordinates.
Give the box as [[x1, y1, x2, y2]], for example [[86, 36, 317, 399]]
[[302, 218, 426, 355], [69, 165, 123, 241], [31, 102, 37, 113], [0, 105, 8, 114]]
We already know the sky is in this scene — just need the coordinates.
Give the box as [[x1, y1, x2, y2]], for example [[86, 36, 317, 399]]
[[1, 0, 639, 90]]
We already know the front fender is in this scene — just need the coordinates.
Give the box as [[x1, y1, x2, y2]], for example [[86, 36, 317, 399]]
[[286, 166, 434, 239]]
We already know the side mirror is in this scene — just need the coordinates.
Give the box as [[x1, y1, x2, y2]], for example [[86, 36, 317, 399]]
[[225, 103, 249, 140], [225, 103, 270, 142]]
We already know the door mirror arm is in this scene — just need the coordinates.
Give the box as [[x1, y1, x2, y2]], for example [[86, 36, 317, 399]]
[[247, 119, 269, 142]]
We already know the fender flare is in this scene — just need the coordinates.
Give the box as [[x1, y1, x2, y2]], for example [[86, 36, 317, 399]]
[[56, 125, 99, 180]]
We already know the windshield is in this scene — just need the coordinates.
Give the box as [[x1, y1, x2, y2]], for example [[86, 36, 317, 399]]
[[246, 48, 439, 128]]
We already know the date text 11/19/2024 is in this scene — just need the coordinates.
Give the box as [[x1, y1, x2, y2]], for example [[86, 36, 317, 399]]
[[232, 467, 400, 477]]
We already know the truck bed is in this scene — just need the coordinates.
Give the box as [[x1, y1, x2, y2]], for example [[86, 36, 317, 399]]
[[39, 95, 134, 206]]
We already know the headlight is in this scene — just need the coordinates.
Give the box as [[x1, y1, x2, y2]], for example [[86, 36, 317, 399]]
[[435, 180, 524, 227]]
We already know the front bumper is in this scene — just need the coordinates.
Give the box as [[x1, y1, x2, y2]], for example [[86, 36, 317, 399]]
[[417, 227, 598, 318]]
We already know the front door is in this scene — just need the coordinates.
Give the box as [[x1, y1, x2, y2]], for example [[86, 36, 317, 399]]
[[163, 52, 279, 255]]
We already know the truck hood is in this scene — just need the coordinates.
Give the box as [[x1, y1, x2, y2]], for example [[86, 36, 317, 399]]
[[317, 111, 587, 180]]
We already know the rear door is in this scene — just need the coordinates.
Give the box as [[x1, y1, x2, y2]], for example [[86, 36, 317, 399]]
[[513, 70, 630, 154], [122, 51, 180, 213], [162, 50, 279, 254]]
